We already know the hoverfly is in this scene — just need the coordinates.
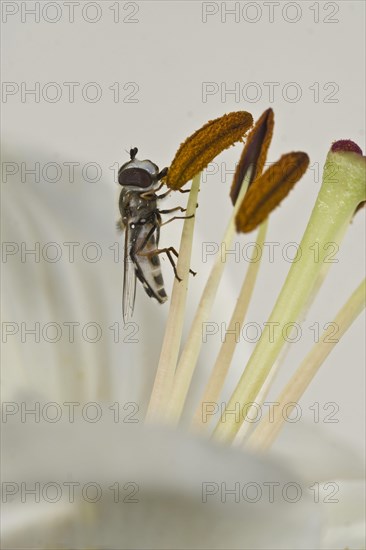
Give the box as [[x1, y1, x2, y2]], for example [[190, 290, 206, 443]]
[[118, 147, 192, 322]]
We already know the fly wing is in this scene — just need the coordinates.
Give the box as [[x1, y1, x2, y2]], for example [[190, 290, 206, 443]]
[[122, 222, 137, 323]]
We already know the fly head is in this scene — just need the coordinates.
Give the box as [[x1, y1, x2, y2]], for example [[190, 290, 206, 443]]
[[118, 148, 168, 191]]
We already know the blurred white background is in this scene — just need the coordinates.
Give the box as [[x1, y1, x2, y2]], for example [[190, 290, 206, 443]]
[[3, 0, 365, 448], [1, 2, 365, 547]]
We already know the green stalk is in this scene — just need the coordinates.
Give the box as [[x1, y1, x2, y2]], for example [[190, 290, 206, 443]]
[[164, 168, 253, 425], [191, 219, 268, 432], [146, 174, 200, 422], [248, 278, 366, 451], [213, 150, 366, 443], [233, 218, 351, 445]]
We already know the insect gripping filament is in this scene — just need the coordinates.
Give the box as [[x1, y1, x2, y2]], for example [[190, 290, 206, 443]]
[[118, 148, 170, 322]]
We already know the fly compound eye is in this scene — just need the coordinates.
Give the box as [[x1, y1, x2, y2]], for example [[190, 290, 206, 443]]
[[118, 167, 153, 188]]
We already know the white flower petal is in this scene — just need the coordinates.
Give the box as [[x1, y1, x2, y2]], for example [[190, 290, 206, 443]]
[[3, 420, 322, 549]]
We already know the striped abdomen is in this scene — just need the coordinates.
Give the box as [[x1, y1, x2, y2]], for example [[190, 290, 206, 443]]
[[132, 222, 167, 304]]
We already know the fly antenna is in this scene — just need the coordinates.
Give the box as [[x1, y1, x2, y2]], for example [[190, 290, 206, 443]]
[[157, 167, 168, 180], [130, 147, 138, 160]]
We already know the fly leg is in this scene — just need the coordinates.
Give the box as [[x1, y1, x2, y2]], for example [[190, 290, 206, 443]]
[[156, 189, 173, 200], [159, 206, 187, 215], [141, 184, 171, 201], [138, 247, 181, 281], [149, 168, 170, 198], [148, 247, 181, 281], [160, 203, 199, 218], [161, 214, 194, 226], [145, 247, 196, 280], [156, 186, 193, 200], [135, 224, 157, 254], [154, 178, 168, 195]]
